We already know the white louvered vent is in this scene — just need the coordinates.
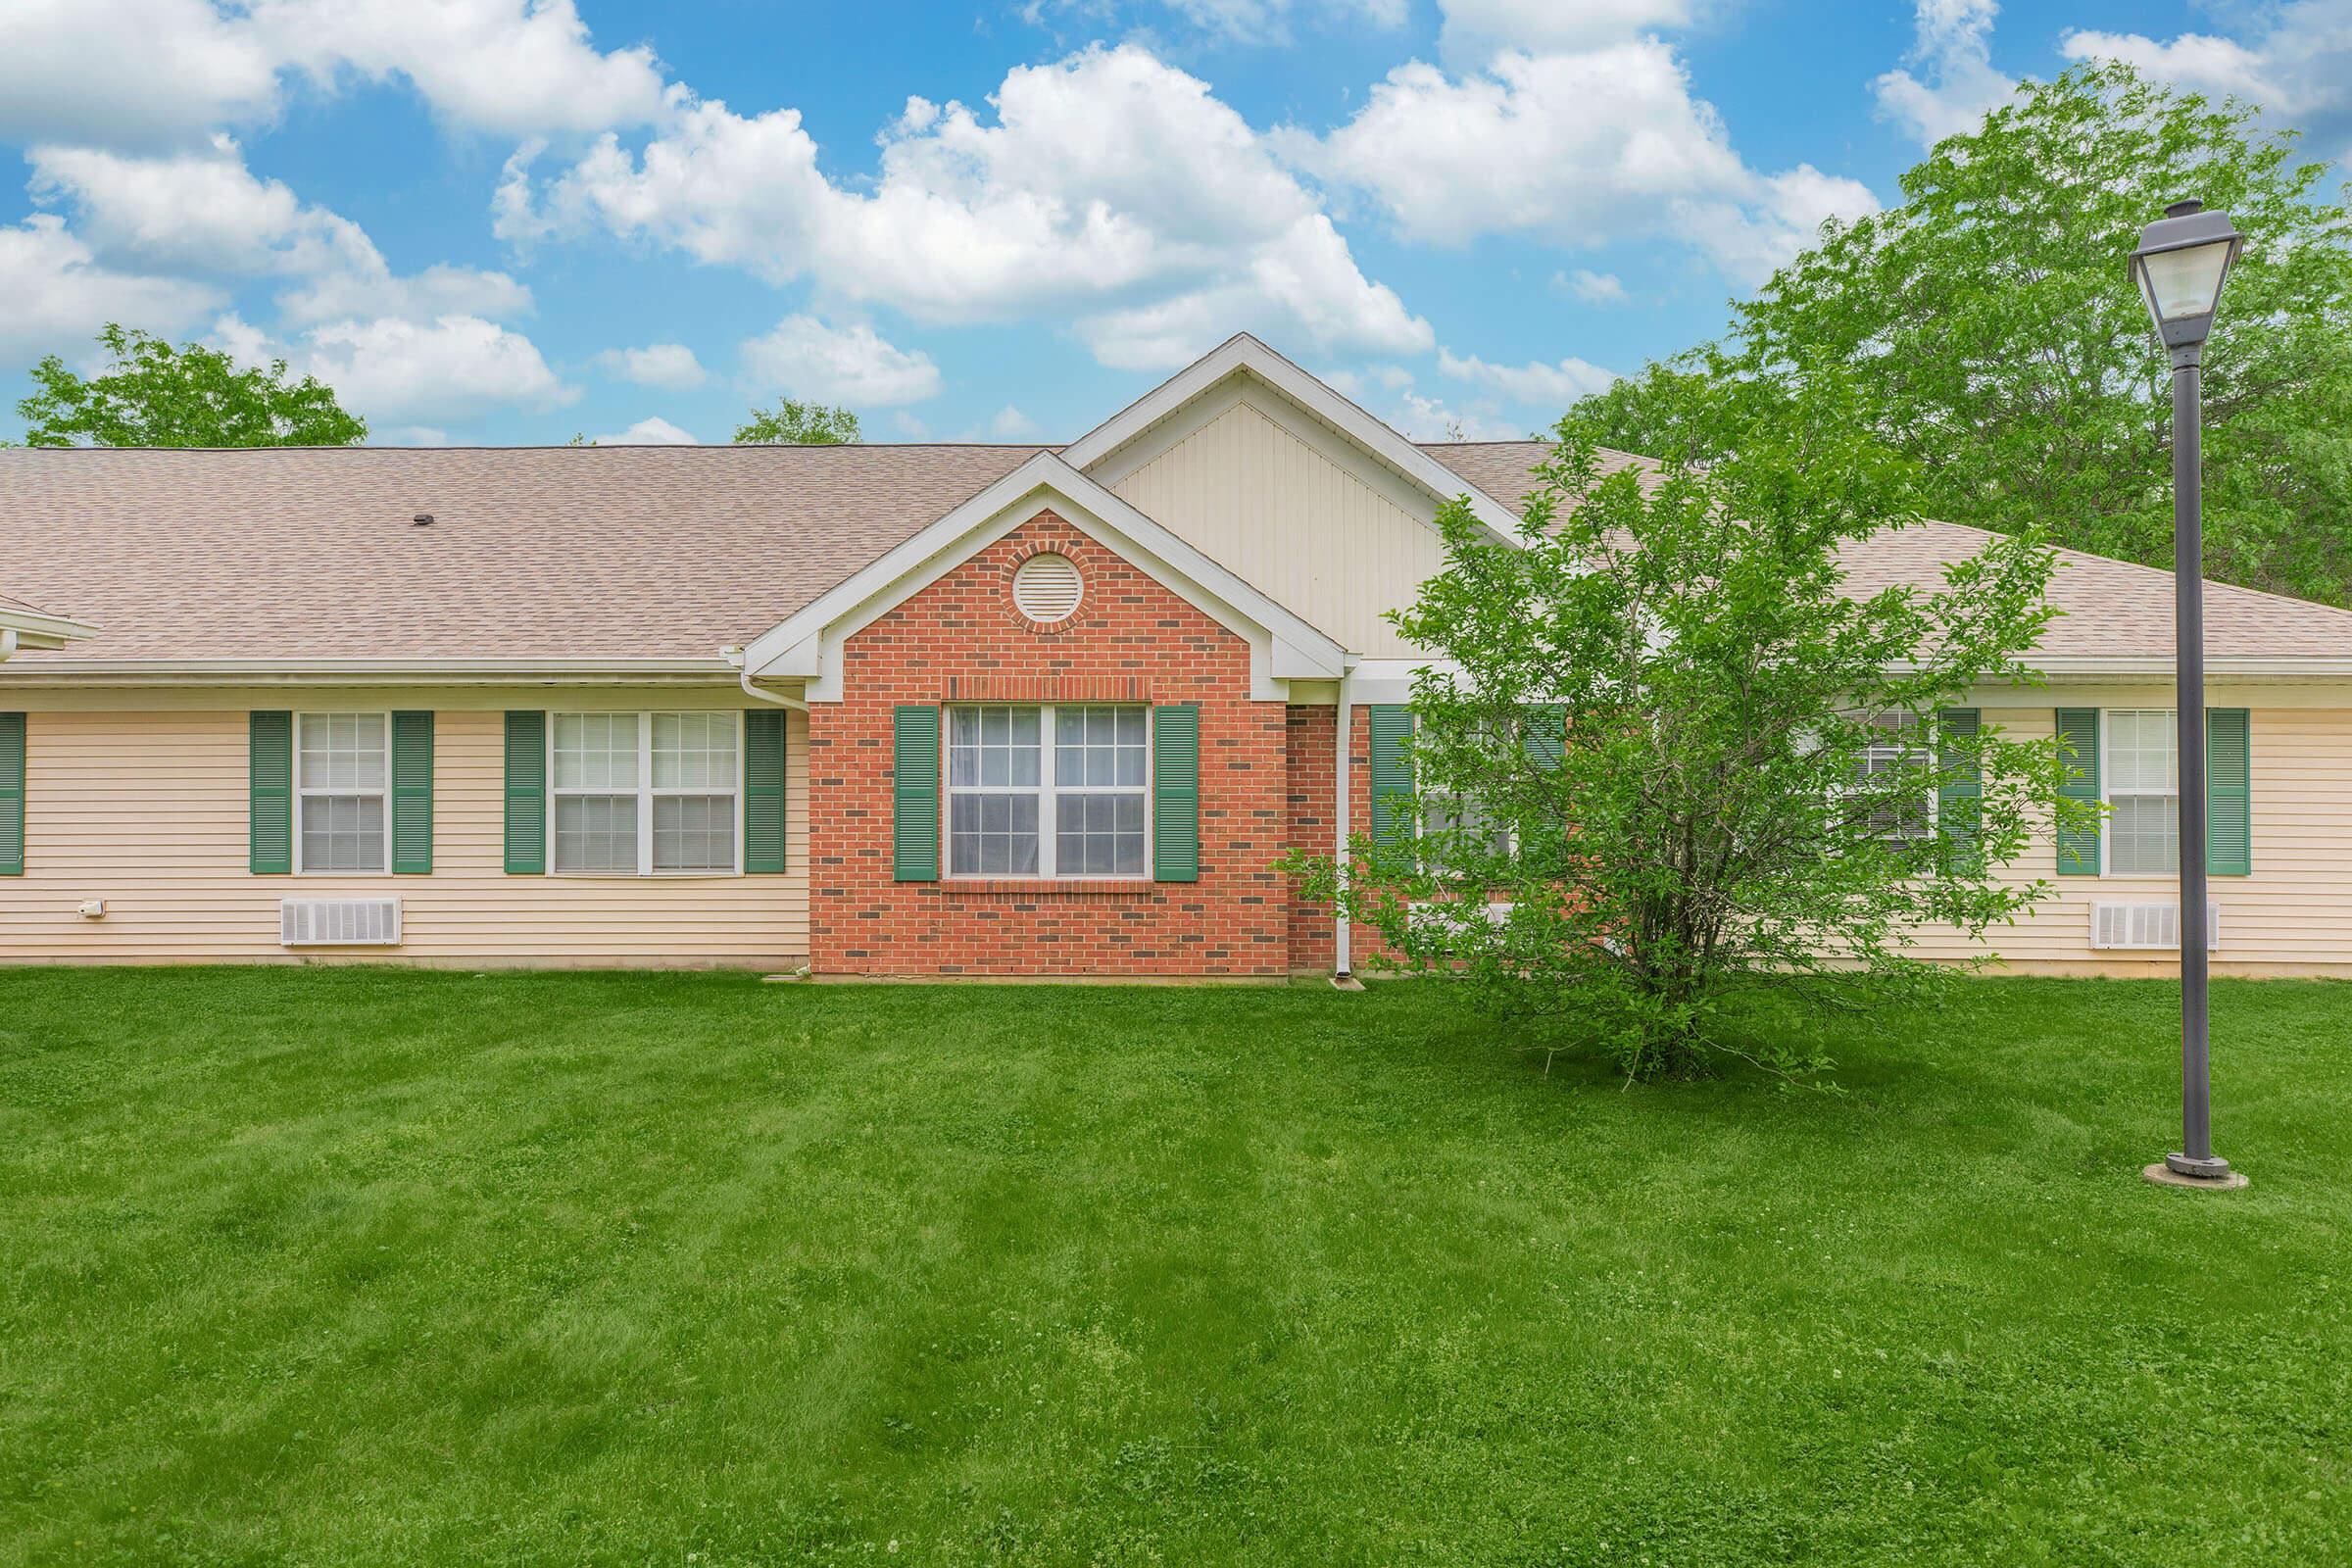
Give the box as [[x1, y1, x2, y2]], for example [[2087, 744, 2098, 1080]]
[[280, 898, 403, 947], [1012, 553, 1083, 621], [2090, 899, 2219, 952]]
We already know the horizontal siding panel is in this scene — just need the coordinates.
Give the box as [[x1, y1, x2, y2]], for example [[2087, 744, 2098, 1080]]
[[1904, 706, 2352, 970], [0, 707, 808, 965]]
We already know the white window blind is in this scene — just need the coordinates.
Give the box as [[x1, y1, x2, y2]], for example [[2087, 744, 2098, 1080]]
[[946, 705, 1146, 878], [551, 712, 739, 875], [296, 712, 389, 873], [2107, 710, 2179, 875]]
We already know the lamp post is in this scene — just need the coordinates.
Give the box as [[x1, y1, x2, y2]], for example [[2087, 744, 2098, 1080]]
[[2129, 199, 2247, 1190]]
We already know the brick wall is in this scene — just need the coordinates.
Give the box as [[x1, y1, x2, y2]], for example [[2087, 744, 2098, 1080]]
[[808, 512, 1296, 976]]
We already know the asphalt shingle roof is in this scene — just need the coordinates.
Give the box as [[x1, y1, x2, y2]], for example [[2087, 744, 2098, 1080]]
[[3, 437, 2347, 665]]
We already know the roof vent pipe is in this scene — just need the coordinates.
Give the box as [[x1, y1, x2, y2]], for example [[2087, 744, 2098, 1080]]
[[412, 514, 434, 526]]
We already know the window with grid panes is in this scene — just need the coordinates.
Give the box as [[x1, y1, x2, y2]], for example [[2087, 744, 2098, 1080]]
[[946, 705, 1147, 877], [2106, 710, 2179, 874], [551, 712, 739, 874], [297, 712, 388, 872]]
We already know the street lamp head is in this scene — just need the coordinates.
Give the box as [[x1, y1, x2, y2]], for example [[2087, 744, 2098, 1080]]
[[2130, 199, 2243, 352]]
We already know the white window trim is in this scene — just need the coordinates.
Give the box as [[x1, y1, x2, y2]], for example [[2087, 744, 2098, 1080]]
[[2101, 708, 2179, 881], [942, 704, 1152, 881], [293, 710, 391, 876], [1415, 726, 1520, 860], [547, 710, 746, 878], [1859, 712, 1938, 843]]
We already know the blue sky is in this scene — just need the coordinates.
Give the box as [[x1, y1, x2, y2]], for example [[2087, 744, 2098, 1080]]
[[4, 1, 2346, 447]]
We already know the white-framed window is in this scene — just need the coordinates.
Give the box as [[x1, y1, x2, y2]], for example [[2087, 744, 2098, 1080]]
[[2105, 709, 2179, 876], [296, 711, 389, 874], [1419, 721, 1515, 861], [946, 705, 1148, 878], [1858, 711, 1934, 841], [550, 711, 741, 876]]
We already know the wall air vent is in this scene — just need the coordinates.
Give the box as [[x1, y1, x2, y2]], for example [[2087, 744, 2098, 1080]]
[[1012, 553, 1083, 622], [2090, 899, 2219, 952], [280, 898, 403, 947]]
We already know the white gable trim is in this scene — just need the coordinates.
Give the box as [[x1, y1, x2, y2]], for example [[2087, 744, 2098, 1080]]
[[1061, 333, 1526, 547], [741, 452, 1348, 703]]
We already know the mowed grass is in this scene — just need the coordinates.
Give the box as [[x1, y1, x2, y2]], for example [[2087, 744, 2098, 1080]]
[[1, 970, 2346, 1566]]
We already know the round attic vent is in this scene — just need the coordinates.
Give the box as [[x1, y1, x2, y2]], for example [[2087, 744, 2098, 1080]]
[[1012, 553, 1083, 622]]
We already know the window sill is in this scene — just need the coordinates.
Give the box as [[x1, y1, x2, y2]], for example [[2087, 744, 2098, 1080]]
[[937, 877, 1159, 898], [549, 870, 743, 881]]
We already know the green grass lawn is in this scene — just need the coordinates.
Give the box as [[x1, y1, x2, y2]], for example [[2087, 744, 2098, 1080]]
[[1, 970, 2346, 1566]]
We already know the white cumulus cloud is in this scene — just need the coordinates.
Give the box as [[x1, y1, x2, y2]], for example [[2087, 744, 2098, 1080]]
[[0, 0, 279, 149], [593, 342, 707, 390], [2063, 2, 2352, 163], [0, 0, 668, 150], [0, 215, 222, 359], [250, 0, 669, 139], [1439, 348, 1618, 406], [1873, 0, 2017, 148], [1435, 0, 1699, 60], [27, 139, 531, 327], [739, 317, 942, 407], [985, 405, 1043, 439], [593, 416, 698, 444], [1289, 40, 1877, 286], [1556, 269, 1630, 304], [1022, 0, 1405, 47], [286, 314, 578, 422], [512, 44, 1432, 371]]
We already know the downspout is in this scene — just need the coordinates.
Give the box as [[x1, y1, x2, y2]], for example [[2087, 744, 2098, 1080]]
[[724, 645, 808, 711], [0, 628, 17, 662], [1334, 661, 1354, 978]]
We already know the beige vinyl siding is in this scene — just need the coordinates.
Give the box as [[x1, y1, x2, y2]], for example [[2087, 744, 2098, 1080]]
[[1909, 700, 2352, 976], [1109, 397, 1441, 658], [0, 693, 807, 966]]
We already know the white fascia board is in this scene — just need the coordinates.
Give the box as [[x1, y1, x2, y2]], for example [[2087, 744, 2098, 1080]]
[[1060, 333, 1526, 548], [745, 452, 1348, 703], [1347, 657, 1448, 705]]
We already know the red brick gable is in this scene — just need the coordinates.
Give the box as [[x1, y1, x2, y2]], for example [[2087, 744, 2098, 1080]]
[[808, 511, 1302, 976]]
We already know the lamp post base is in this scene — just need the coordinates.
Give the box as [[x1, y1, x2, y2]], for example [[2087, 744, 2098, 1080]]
[[2143, 1159, 2249, 1191]]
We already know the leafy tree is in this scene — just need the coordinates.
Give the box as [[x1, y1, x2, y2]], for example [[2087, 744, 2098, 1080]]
[[1292, 366, 2086, 1082], [733, 399, 860, 445], [16, 324, 366, 447], [1576, 63, 2352, 604]]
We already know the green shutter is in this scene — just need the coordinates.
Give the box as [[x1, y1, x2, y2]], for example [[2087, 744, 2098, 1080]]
[[249, 710, 292, 874], [2054, 708, 2101, 875], [0, 713, 24, 877], [1369, 705, 1415, 849], [504, 711, 547, 874], [1521, 705, 1566, 770], [745, 709, 787, 873], [390, 710, 434, 874], [2207, 708, 2251, 877], [893, 706, 940, 882], [1152, 705, 1200, 883], [1937, 709, 1982, 860]]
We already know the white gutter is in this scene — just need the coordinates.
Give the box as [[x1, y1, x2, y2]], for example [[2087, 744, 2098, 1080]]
[[0, 658, 741, 687], [0, 628, 14, 662], [723, 646, 808, 711], [2022, 656, 2352, 680], [1334, 662, 1354, 978]]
